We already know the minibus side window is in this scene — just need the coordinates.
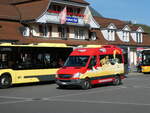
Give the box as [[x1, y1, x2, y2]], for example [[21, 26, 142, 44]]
[[100, 55, 110, 65], [88, 56, 96, 69], [100, 54, 123, 66], [115, 54, 123, 63]]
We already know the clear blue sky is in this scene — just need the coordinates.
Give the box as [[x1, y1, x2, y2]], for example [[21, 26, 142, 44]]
[[86, 0, 150, 26]]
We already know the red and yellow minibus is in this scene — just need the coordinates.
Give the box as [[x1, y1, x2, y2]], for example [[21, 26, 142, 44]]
[[56, 45, 125, 89]]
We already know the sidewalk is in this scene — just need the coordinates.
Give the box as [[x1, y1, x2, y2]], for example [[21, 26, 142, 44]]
[[127, 72, 150, 77], [128, 72, 143, 76]]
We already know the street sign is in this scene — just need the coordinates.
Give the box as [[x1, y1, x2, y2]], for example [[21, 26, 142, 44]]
[[66, 17, 78, 23]]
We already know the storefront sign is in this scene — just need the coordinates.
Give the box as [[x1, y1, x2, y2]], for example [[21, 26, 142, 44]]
[[66, 17, 78, 23]]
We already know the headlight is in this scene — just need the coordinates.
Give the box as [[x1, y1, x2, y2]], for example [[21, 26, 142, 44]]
[[56, 74, 58, 78], [72, 73, 81, 78]]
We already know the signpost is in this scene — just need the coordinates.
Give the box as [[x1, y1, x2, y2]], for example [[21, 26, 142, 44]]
[[66, 17, 78, 23]]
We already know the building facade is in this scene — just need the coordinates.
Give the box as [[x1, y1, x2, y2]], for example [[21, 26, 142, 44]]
[[0, 0, 150, 72], [93, 17, 150, 72]]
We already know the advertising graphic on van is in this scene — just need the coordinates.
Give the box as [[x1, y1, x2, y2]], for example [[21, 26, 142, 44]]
[[56, 45, 125, 89]]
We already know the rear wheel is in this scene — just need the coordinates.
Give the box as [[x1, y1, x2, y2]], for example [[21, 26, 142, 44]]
[[0, 75, 12, 89], [112, 76, 121, 86], [81, 79, 91, 90]]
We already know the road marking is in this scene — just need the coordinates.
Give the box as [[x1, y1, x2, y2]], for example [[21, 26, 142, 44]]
[[0, 96, 32, 100], [0, 86, 125, 105], [45, 86, 126, 99], [0, 100, 32, 105], [133, 85, 150, 89], [0, 96, 32, 105], [48, 98, 150, 106]]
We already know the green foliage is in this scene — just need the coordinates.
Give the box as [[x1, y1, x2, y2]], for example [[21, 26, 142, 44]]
[[89, 6, 103, 17], [134, 24, 150, 34]]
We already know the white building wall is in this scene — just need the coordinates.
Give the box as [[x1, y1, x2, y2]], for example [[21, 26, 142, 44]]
[[32, 25, 40, 36], [52, 25, 59, 38], [84, 29, 89, 39], [128, 48, 138, 72], [101, 29, 109, 40], [141, 33, 143, 42], [69, 27, 75, 39], [134, 51, 137, 65], [130, 51, 134, 65], [116, 31, 124, 41], [131, 32, 137, 42], [130, 49, 137, 65]]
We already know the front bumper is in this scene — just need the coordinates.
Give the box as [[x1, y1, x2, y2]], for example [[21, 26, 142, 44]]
[[56, 79, 83, 86]]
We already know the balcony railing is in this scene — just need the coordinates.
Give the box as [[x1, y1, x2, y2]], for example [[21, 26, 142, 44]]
[[45, 10, 87, 26], [48, 10, 85, 17]]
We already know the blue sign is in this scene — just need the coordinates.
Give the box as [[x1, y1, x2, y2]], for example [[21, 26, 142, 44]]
[[66, 17, 78, 23]]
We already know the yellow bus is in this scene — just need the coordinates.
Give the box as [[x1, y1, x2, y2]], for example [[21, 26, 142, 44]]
[[0, 43, 72, 88], [140, 49, 150, 73]]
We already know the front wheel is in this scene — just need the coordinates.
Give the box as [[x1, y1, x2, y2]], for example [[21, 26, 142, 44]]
[[112, 76, 122, 86], [81, 79, 91, 90], [0, 75, 12, 89]]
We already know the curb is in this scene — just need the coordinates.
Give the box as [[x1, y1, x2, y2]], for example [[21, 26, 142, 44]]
[[128, 72, 150, 76]]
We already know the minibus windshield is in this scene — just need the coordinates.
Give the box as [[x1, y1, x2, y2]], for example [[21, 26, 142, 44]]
[[64, 56, 90, 67]]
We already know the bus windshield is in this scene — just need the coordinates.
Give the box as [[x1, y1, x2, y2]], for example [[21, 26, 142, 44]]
[[142, 53, 150, 66], [64, 56, 90, 67]]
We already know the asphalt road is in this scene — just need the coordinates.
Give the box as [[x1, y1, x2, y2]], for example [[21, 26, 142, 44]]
[[0, 73, 150, 113]]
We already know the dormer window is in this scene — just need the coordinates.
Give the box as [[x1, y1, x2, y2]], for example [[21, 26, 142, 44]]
[[122, 31, 129, 42], [90, 32, 97, 41], [108, 29, 115, 41], [22, 27, 30, 37], [136, 32, 143, 43]]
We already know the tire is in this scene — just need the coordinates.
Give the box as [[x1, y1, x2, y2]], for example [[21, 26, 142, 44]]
[[81, 79, 91, 90], [0, 75, 12, 89], [112, 76, 121, 86]]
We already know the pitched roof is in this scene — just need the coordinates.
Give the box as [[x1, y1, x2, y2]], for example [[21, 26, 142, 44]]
[[0, 0, 51, 21], [94, 16, 126, 29], [0, 21, 23, 41], [0, 0, 41, 5], [133, 24, 150, 34], [94, 16, 143, 31], [0, 0, 89, 22], [70, 0, 89, 5], [15, 0, 50, 21], [92, 28, 150, 47], [0, 4, 20, 20], [0, 0, 16, 4]]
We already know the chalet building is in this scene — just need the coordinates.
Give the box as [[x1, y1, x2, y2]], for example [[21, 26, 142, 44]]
[[93, 17, 150, 72], [0, 0, 150, 72], [0, 0, 100, 45]]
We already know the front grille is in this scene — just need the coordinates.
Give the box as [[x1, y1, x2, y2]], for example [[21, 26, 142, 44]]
[[58, 74, 72, 79], [59, 80, 71, 82]]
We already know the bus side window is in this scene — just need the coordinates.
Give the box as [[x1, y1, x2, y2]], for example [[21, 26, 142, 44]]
[[0, 54, 9, 68]]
